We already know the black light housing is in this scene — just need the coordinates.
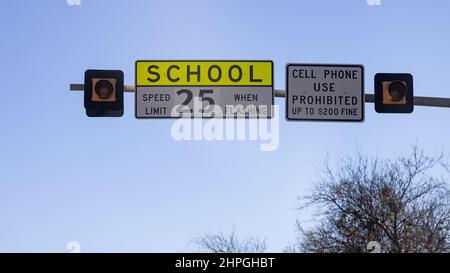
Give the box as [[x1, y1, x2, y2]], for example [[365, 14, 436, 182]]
[[375, 73, 414, 113], [84, 69, 124, 117]]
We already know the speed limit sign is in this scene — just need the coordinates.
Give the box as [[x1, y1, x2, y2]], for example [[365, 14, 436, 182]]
[[135, 60, 273, 118]]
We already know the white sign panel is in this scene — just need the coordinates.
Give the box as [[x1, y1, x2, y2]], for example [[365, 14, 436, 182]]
[[286, 64, 365, 122]]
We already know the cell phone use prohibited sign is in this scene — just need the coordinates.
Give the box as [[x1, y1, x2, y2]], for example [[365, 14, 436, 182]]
[[286, 64, 364, 122]]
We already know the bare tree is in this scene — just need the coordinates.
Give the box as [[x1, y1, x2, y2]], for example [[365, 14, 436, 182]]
[[294, 146, 450, 253], [192, 230, 267, 253]]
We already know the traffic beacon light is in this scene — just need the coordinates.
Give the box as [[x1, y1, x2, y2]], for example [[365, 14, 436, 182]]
[[84, 70, 124, 117], [375, 73, 414, 113]]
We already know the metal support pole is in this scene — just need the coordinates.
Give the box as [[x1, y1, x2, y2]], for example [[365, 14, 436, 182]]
[[70, 84, 450, 108], [70, 84, 136, 93]]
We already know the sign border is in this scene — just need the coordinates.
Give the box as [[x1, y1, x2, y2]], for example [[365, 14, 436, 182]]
[[135, 60, 274, 119], [285, 63, 365, 122]]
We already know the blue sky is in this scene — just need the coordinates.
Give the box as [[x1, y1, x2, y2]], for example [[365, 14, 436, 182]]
[[1, 0, 450, 252]]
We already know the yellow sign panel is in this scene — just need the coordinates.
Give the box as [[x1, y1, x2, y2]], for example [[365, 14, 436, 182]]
[[136, 61, 273, 86]]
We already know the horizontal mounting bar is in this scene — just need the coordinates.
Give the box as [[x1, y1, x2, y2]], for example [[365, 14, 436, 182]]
[[70, 84, 136, 93], [70, 84, 450, 108]]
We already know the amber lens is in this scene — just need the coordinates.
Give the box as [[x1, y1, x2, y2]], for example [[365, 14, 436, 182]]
[[94, 80, 114, 99], [388, 81, 407, 102]]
